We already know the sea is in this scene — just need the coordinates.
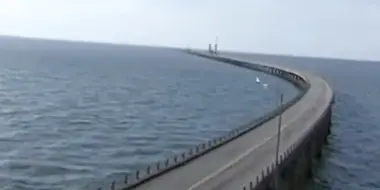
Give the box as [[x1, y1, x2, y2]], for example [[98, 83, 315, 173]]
[[0, 37, 298, 190]]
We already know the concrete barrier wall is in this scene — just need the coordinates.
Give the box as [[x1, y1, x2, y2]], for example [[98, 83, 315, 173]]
[[90, 50, 333, 190]]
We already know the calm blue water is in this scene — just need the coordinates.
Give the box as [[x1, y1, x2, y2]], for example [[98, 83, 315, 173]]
[[0, 37, 298, 190], [228, 52, 380, 190]]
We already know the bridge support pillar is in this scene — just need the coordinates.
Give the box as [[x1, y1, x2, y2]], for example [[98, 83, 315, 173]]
[[286, 160, 297, 190], [305, 143, 313, 179], [323, 107, 332, 144], [315, 130, 324, 160], [315, 118, 326, 160], [327, 107, 332, 135]]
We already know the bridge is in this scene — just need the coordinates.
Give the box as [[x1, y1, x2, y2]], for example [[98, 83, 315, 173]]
[[90, 50, 334, 190]]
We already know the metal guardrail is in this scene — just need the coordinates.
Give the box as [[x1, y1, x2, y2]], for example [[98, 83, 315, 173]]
[[239, 97, 333, 190], [90, 50, 311, 190], [189, 51, 314, 190], [234, 61, 334, 189]]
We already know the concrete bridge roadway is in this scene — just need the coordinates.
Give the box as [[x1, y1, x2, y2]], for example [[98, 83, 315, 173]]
[[124, 52, 333, 190]]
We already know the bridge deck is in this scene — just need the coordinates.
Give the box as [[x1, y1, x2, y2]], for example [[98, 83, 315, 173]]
[[131, 54, 333, 190]]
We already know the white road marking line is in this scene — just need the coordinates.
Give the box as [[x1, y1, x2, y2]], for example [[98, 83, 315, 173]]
[[188, 102, 310, 190], [185, 56, 331, 190]]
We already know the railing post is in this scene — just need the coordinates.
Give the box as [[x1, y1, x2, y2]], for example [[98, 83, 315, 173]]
[[147, 166, 151, 174], [256, 175, 259, 185], [136, 170, 140, 180], [124, 175, 128, 184], [110, 181, 115, 190]]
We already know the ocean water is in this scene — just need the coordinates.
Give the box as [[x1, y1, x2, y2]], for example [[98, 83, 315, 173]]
[[0, 37, 299, 190], [228, 52, 380, 190]]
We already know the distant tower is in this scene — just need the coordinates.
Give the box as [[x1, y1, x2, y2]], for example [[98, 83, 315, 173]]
[[208, 43, 212, 54], [214, 37, 218, 54]]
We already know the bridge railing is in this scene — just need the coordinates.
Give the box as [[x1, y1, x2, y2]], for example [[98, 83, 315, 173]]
[[89, 50, 311, 190], [230, 62, 334, 189], [188, 51, 318, 190], [239, 98, 333, 190]]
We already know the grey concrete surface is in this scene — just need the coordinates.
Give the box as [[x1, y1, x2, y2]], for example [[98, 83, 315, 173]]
[[130, 53, 333, 190]]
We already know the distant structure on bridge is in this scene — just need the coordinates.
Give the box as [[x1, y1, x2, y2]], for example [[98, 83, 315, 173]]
[[208, 37, 219, 55], [214, 36, 218, 54]]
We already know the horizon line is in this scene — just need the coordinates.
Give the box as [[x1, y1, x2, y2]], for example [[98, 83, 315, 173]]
[[1, 34, 378, 63]]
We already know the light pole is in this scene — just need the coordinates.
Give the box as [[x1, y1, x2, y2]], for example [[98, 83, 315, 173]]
[[258, 78, 283, 189], [275, 91, 283, 165], [273, 83, 284, 189]]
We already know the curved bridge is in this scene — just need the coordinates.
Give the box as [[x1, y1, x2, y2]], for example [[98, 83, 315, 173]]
[[92, 51, 334, 190]]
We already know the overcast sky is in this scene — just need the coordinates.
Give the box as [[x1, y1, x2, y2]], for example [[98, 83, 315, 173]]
[[0, 0, 379, 60]]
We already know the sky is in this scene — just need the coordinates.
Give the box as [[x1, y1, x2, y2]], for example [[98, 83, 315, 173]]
[[0, 0, 379, 60]]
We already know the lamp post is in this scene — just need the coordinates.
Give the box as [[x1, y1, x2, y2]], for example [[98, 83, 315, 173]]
[[258, 78, 283, 189], [275, 91, 283, 166], [275, 91, 283, 189], [274, 83, 284, 189]]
